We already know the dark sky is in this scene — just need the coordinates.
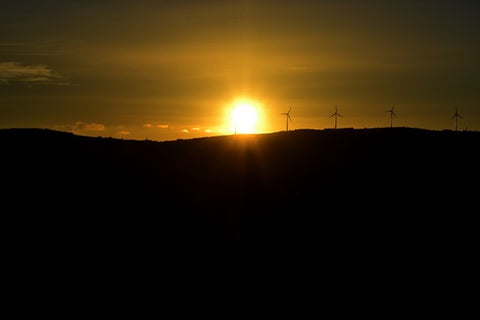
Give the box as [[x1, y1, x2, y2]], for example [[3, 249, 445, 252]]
[[1, 0, 479, 140]]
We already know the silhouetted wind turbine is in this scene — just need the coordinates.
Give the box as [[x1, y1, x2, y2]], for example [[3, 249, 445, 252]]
[[281, 107, 292, 131], [385, 104, 397, 128], [329, 104, 343, 129], [450, 105, 463, 131]]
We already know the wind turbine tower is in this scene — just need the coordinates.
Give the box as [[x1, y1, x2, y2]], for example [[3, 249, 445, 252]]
[[450, 106, 463, 131], [281, 107, 292, 131], [330, 104, 343, 129], [385, 104, 397, 128]]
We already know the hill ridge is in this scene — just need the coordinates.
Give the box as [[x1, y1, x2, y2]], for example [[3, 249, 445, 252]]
[[2, 126, 479, 144], [1, 126, 478, 243]]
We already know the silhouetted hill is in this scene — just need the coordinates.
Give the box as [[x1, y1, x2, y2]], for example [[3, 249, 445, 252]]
[[2, 127, 478, 255]]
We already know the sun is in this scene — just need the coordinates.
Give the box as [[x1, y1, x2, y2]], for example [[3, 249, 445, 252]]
[[230, 99, 260, 134]]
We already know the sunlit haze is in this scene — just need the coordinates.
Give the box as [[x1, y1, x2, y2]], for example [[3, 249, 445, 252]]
[[1, 1, 479, 140]]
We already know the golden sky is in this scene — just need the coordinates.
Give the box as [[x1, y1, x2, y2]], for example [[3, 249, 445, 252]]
[[1, 0, 479, 140]]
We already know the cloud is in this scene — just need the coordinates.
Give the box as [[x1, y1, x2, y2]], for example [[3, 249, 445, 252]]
[[192, 127, 200, 131], [73, 121, 105, 133], [0, 61, 64, 84], [181, 129, 189, 133], [117, 130, 131, 135], [55, 121, 105, 136], [145, 123, 170, 129]]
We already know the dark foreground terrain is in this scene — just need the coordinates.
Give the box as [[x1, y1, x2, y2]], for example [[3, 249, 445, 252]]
[[2, 127, 477, 318], [2, 128, 478, 255]]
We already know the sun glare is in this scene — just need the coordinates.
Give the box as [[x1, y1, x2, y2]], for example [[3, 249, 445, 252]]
[[230, 100, 260, 134]]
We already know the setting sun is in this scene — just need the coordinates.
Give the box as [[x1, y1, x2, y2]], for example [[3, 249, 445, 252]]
[[230, 100, 260, 134]]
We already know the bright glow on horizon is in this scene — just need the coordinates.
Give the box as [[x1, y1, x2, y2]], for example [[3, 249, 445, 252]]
[[229, 99, 261, 134]]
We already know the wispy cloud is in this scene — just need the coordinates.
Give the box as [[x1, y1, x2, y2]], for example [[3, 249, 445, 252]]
[[118, 130, 131, 135], [73, 121, 105, 133], [55, 121, 105, 135], [145, 123, 171, 129], [0, 61, 66, 84], [145, 123, 170, 129]]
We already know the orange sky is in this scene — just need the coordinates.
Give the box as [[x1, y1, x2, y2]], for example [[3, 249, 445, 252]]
[[1, 1, 479, 140]]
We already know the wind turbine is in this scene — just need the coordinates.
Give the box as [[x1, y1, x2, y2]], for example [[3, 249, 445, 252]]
[[385, 104, 397, 128], [281, 107, 292, 131], [450, 105, 463, 131], [329, 104, 343, 129]]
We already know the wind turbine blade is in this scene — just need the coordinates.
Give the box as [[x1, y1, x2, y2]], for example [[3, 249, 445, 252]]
[[338, 113, 343, 117], [392, 112, 397, 118], [450, 115, 456, 120], [458, 114, 464, 119], [288, 107, 292, 113], [330, 113, 335, 118], [288, 115, 292, 121]]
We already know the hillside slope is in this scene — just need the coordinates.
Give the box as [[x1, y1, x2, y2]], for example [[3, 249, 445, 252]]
[[1, 127, 478, 246]]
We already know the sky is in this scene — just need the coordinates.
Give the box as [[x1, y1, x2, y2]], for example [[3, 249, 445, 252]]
[[1, 0, 479, 140]]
